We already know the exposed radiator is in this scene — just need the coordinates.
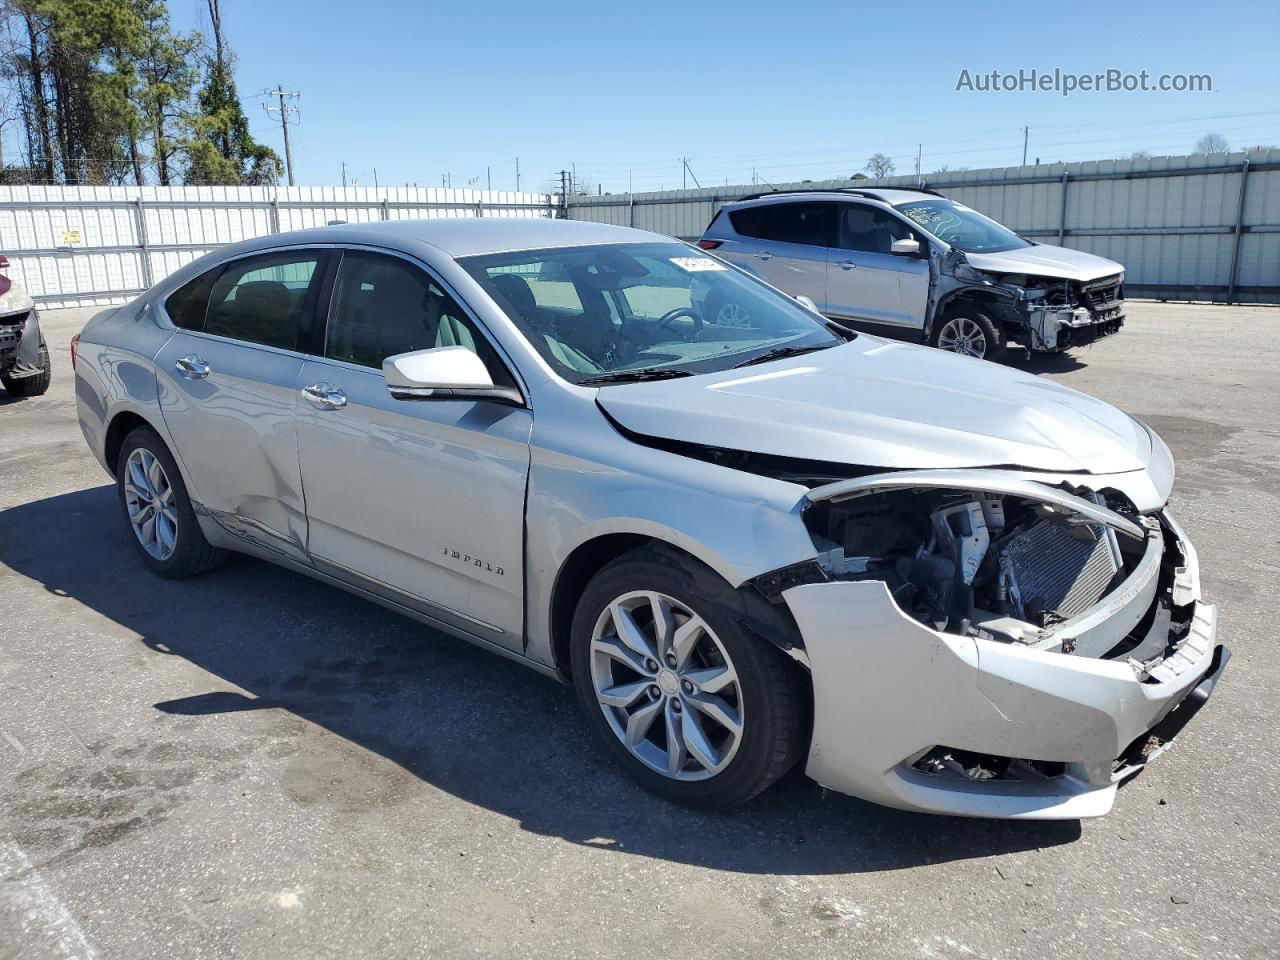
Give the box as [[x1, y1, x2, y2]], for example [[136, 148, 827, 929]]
[[999, 520, 1120, 622]]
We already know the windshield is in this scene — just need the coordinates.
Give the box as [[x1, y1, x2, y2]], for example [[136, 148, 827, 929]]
[[896, 199, 1031, 254], [459, 242, 846, 384]]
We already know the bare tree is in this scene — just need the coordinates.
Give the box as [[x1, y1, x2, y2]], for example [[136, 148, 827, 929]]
[[1129, 150, 1151, 159], [1195, 132, 1229, 154], [864, 152, 895, 178]]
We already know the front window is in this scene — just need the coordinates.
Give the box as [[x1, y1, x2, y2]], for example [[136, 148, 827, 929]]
[[460, 242, 847, 384], [896, 199, 1030, 254]]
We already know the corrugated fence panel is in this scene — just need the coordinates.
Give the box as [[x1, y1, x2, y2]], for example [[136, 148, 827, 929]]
[[567, 150, 1280, 303], [0, 185, 554, 308]]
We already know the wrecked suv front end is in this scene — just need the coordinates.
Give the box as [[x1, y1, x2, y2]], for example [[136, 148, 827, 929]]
[[940, 252, 1126, 355], [772, 468, 1225, 819]]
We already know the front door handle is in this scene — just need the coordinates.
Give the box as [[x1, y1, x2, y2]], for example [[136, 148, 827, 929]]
[[837, 260, 857, 270], [301, 382, 347, 410], [175, 355, 210, 379], [755, 250, 773, 261]]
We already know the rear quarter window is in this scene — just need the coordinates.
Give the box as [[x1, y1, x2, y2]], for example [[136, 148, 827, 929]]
[[163, 269, 219, 332], [729, 206, 771, 239]]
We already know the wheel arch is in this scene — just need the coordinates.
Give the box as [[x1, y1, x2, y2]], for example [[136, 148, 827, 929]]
[[546, 531, 809, 683], [930, 286, 1018, 339], [104, 409, 162, 473]]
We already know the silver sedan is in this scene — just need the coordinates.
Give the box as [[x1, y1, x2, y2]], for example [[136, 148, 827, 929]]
[[73, 218, 1227, 818]]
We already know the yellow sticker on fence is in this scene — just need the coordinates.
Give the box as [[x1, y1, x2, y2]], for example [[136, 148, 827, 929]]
[[62, 230, 82, 245]]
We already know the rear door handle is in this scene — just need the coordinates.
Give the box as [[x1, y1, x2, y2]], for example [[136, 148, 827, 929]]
[[175, 355, 210, 379], [837, 260, 857, 270], [301, 382, 347, 410], [755, 250, 773, 261]]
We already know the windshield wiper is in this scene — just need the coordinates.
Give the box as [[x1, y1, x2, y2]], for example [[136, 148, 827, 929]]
[[732, 343, 836, 369], [578, 367, 694, 386]]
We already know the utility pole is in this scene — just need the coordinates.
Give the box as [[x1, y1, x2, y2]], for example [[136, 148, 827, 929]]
[[680, 157, 701, 189], [1022, 126, 1029, 166], [515, 156, 521, 192], [486, 166, 491, 191], [373, 168, 379, 190], [557, 170, 569, 218], [341, 161, 347, 188], [915, 144, 922, 184], [262, 86, 300, 186]]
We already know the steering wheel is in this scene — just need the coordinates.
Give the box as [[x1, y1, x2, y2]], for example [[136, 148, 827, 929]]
[[655, 307, 704, 342]]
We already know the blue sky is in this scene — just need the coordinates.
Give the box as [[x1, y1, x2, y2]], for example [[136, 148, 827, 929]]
[[121, 0, 1280, 190]]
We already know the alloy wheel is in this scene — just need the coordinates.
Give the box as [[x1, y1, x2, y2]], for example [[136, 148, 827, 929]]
[[123, 448, 178, 561], [716, 302, 751, 327], [937, 316, 989, 358], [589, 590, 744, 781]]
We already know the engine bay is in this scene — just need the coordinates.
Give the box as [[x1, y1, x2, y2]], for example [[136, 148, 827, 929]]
[[804, 487, 1150, 646]]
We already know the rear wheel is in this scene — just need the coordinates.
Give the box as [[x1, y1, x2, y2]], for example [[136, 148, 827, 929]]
[[1, 344, 51, 397], [931, 311, 1004, 361], [570, 548, 806, 808], [116, 426, 227, 578]]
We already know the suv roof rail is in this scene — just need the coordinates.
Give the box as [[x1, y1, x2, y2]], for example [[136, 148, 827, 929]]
[[733, 185, 944, 203]]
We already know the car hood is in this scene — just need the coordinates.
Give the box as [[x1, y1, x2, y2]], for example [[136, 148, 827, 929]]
[[962, 243, 1123, 282], [597, 338, 1152, 475]]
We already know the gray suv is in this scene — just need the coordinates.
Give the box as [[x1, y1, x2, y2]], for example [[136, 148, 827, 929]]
[[699, 188, 1126, 361]]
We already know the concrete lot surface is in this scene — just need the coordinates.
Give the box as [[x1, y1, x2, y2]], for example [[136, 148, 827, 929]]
[[2, 302, 1278, 959]]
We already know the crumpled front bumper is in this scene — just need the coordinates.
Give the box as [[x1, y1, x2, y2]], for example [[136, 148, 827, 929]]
[[783, 560, 1225, 820]]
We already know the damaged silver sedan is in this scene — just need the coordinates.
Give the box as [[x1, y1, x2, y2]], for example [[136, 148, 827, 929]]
[[74, 218, 1225, 819]]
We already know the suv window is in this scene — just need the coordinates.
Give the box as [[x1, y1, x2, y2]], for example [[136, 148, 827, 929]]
[[205, 252, 322, 350], [839, 205, 920, 254], [324, 251, 510, 382], [731, 202, 835, 247], [163, 268, 218, 331]]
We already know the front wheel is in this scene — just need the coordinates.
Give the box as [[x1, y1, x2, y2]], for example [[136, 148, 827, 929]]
[[931, 311, 1004, 361], [570, 548, 806, 808]]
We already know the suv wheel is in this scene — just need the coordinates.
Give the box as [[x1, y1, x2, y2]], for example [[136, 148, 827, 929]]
[[570, 548, 805, 808], [1, 344, 51, 397], [932, 311, 1004, 361], [116, 426, 227, 578]]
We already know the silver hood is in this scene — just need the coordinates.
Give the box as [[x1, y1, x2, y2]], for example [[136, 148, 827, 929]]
[[963, 243, 1123, 282], [597, 338, 1152, 475]]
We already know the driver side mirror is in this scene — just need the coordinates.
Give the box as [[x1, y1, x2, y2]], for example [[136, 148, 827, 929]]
[[891, 237, 922, 257], [383, 347, 523, 406]]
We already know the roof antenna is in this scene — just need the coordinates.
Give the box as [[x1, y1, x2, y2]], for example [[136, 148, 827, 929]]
[[757, 174, 780, 192]]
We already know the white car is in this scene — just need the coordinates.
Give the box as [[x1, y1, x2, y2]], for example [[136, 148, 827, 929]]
[[0, 255, 51, 397], [73, 218, 1225, 819]]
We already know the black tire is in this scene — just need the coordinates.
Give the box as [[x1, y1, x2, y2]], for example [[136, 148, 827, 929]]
[[570, 546, 807, 808], [116, 426, 227, 578], [930, 310, 1005, 362], [1, 344, 51, 397]]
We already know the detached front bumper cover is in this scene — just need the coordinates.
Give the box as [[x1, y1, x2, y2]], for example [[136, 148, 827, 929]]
[[783, 560, 1225, 820]]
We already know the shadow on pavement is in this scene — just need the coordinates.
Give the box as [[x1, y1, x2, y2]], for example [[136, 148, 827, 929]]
[[0, 485, 1082, 874]]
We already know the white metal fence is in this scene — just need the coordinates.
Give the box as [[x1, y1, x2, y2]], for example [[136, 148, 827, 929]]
[[6, 152, 1278, 308], [565, 150, 1280, 304], [0, 185, 555, 308]]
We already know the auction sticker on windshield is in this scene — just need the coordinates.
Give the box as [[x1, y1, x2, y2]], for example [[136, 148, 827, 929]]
[[670, 256, 726, 272]]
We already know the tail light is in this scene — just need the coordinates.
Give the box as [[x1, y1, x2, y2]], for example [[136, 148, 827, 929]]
[[0, 255, 10, 269], [696, 239, 722, 250], [0, 276, 9, 297], [70, 334, 80, 371]]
